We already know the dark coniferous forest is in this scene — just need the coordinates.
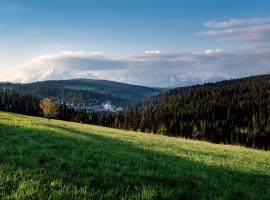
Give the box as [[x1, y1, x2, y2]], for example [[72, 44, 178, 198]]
[[1, 74, 270, 149]]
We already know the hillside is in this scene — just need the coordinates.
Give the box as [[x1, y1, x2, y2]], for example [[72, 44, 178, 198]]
[[93, 74, 270, 149], [0, 112, 269, 199], [0, 79, 161, 102]]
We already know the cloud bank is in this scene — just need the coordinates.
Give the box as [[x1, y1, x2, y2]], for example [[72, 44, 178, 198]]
[[1, 48, 270, 87]]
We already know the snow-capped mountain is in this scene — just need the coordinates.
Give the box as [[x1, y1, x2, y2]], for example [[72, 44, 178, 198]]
[[14, 68, 98, 83], [11, 67, 226, 88]]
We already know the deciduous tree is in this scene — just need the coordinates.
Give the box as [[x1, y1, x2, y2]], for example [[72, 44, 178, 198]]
[[39, 98, 58, 120]]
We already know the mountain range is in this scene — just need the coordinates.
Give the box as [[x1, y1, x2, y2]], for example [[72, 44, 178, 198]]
[[13, 67, 227, 88]]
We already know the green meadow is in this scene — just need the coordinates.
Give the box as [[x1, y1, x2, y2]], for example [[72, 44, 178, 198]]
[[0, 112, 269, 199]]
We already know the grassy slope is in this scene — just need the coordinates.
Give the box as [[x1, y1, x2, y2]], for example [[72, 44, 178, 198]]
[[0, 112, 269, 200]]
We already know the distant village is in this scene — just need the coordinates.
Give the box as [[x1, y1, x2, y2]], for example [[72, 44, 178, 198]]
[[60, 101, 123, 113]]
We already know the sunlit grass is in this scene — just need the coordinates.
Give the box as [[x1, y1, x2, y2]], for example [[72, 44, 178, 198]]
[[0, 112, 269, 199]]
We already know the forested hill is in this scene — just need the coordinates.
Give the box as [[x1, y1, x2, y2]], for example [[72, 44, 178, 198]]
[[0, 79, 160, 101], [0, 79, 161, 107], [93, 74, 270, 149]]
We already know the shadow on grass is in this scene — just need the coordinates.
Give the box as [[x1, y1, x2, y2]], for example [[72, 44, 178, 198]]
[[0, 122, 269, 200]]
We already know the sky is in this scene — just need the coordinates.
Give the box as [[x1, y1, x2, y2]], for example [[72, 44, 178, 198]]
[[1, 0, 270, 87]]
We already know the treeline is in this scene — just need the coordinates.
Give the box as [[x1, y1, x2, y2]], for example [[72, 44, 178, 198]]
[[0, 89, 41, 116], [0, 83, 128, 106]]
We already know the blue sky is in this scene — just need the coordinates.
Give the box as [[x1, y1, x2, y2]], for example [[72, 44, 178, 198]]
[[1, 0, 270, 86]]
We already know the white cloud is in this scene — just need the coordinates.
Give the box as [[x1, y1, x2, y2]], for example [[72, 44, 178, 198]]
[[198, 24, 270, 42], [1, 48, 270, 87], [205, 17, 270, 29], [205, 49, 222, 54], [145, 49, 161, 54]]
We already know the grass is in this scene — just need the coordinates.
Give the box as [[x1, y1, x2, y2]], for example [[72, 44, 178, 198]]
[[0, 112, 269, 199]]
